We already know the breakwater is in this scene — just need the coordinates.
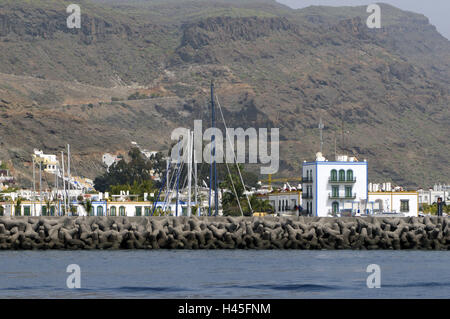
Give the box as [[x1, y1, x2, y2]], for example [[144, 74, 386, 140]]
[[0, 216, 449, 250]]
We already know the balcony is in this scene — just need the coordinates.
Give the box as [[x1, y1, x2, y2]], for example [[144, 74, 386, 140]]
[[302, 176, 313, 183], [328, 177, 356, 183], [302, 193, 313, 199], [328, 193, 357, 200]]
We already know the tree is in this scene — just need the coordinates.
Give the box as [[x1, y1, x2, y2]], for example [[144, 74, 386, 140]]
[[109, 180, 155, 201], [45, 199, 51, 216], [14, 197, 23, 216], [94, 147, 155, 192], [82, 199, 93, 216], [220, 165, 249, 216], [250, 195, 274, 214]]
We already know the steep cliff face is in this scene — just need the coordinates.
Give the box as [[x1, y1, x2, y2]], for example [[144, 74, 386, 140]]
[[0, 1, 448, 188]]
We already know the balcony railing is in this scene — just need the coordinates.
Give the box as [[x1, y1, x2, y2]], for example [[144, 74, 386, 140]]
[[329, 177, 357, 183], [302, 177, 313, 183], [328, 193, 357, 200]]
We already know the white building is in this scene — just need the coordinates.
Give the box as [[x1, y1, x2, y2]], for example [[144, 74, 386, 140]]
[[367, 191, 418, 217], [302, 153, 368, 217], [418, 184, 450, 205], [33, 149, 58, 173], [259, 191, 301, 215]]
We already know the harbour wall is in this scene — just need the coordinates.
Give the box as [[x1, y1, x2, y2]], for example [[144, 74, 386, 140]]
[[0, 216, 449, 250]]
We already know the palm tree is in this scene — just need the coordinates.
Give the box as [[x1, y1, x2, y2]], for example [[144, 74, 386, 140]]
[[250, 195, 274, 214], [14, 196, 23, 216], [82, 199, 93, 216], [44, 198, 54, 216]]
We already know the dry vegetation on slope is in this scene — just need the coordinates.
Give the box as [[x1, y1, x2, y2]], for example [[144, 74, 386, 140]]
[[0, 0, 448, 187]]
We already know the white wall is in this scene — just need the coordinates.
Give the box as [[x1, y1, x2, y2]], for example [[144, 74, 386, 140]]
[[368, 192, 418, 217], [304, 161, 367, 217]]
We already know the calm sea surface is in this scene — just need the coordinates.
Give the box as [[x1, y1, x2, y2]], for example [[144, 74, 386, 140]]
[[0, 250, 449, 299]]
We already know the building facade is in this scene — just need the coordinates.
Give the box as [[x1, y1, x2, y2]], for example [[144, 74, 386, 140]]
[[302, 154, 368, 217], [33, 149, 58, 173], [259, 191, 301, 215], [367, 192, 418, 217], [418, 185, 450, 206]]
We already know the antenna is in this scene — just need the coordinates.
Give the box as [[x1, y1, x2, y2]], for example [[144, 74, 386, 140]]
[[334, 133, 337, 161], [341, 103, 345, 152], [318, 117, 324, 154]]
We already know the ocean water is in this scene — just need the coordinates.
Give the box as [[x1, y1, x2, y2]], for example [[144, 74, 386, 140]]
[[0, 250, 449, 299]]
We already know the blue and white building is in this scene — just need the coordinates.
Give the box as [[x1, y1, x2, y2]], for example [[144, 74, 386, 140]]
[[302, 153, 368, 217]]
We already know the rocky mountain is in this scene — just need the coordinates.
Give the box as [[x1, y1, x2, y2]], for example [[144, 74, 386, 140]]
[[0, 0, 448, 188]]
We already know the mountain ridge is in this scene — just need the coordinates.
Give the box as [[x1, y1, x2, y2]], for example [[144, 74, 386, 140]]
[[0, 0, 448, 188]]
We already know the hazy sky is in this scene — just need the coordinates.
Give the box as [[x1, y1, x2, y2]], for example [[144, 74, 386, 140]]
[[277, 0, 450, 40]]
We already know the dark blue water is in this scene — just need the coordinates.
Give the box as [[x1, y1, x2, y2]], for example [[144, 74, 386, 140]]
[[0, 250, 449, 298]]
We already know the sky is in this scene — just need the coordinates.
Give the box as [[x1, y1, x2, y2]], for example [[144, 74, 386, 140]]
[[277, 0, 450, 40]]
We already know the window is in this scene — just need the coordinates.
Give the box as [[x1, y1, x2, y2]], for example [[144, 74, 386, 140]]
[[110, 206, 116, 216], [50, 206, 55, 216], [41, 206, 47, 216], [400, 200, 409, 212], [347, 170, 354, 181], [332, 186, 339, 198], [136, 207, 142, 216], [89, 207, 94, 216], [97, 206, 104, 216], [24, 206, 31, 216], [0, 206, 3, 216], [119, 206, 126, 216], [339, 169, 345, 181], [345, 186, 353, 198], [145, 207, 151, 216], [332, 202, 339, 214], [331, 169, 337, 181]]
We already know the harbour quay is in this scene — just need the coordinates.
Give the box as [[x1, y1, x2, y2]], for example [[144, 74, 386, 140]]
[[0, 216, 449, 250]]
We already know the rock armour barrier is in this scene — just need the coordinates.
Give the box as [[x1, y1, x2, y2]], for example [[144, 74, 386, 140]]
[[0, 216, 449, 250]]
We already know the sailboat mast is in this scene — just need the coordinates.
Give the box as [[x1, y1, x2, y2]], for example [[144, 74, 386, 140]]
[[61, 151, 66, 215], [187, 131, 193, 217], [67, 144, 71, 212], [55, 164, 58, 215], [209, 81, 219, 216], [39, 162, 42, 216], [209, 82, 213, 216], [194, 137, 198, 215], [32, 157, 36, 216], [175, 141, 180, 217]]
